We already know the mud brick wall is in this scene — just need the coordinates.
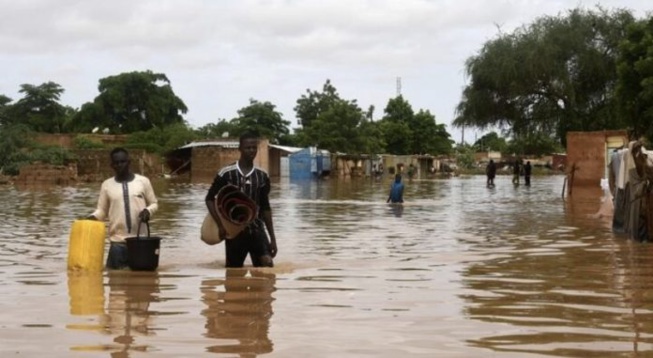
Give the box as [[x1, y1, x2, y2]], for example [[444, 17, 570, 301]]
[[192, 147, 240, 182], [190, 140, 270, 183], [15, 163, 78, 186], [74, 149, 162, 182], [566, 130, 627, 187]]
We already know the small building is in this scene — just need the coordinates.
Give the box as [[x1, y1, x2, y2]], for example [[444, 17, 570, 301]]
[[289, 147, 331, 179], [165, 139, 270, 182], [269, 144, 302, 178], [566, 130, 627, 188]]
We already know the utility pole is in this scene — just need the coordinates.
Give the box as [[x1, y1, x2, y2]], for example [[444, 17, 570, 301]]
[[396, 77, 402, 97]]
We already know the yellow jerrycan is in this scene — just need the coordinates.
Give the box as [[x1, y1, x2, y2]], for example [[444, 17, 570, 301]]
[[67, 220, 106, 271]]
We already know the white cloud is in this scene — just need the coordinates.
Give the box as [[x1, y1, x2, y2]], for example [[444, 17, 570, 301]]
[[1, 0, 651, 142]]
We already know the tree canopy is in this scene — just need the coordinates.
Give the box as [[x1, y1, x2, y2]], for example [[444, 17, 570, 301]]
[[231, 99, 290, 143], [454, 7, 636, 149], [2, 82, 72, 133], [72, 70, 188, 133], [379, 95, 453, 155], [294, 80, 453, 155], [617, 16, 653, 141]]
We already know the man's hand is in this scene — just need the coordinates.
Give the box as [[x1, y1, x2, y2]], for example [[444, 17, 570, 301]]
[[139, 209, 150, 223], [269, 241, 278, 258], [219, 227, 227, 241]]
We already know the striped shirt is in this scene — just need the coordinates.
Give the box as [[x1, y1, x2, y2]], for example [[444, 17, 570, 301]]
[[206, 162, 271, 225]]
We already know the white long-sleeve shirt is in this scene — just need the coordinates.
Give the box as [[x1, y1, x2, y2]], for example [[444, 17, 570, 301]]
[[91, 174, 158, 242]]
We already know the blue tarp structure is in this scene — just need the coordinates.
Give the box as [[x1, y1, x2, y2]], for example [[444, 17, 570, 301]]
[[289, 147, 331, 179]]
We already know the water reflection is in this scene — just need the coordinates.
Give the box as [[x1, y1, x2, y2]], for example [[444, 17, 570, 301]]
[[68, 271, 105, 316], [201, 269, 276, 356], [389, 203, 404, 218], [102, 271, 160, 357]]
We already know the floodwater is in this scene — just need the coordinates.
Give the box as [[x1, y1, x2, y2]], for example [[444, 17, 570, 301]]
[[2, 175, 653, 357]]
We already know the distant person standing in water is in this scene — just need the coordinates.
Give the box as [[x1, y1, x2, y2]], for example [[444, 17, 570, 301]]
[[88, 148, 158, 270], [524, 161, 532, 186], [486, 159, 497, 187], [512, 159, 521, 185], [387, 174, 405, 204]]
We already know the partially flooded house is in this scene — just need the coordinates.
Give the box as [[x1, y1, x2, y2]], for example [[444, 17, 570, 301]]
[[166, 139, 270, 182], [566, 130, 628, 189]]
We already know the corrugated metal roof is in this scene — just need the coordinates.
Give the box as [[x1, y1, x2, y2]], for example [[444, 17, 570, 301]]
[[179, 141, 239, 149], [268, 144, 303, 153]]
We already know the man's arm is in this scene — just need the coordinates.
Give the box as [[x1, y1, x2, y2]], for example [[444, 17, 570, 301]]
[[89, 182, 109, 220], [140, 177, 159, 222], [260, 175, 277, 257]]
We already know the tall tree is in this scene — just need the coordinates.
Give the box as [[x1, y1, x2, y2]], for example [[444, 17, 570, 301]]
[[472, 131, 508, 152], [231, 99, 290, 143], [300, 98, 368, 154], [617, 16, 653, 141], [454, 7, 635, 148], [72, 70, 188, 133], [380, 96, 414, 155], [294, 79, 341, 128], [379, 96, 453, 155], [0, 94, 12, 126], [7, 82, 67, 133]]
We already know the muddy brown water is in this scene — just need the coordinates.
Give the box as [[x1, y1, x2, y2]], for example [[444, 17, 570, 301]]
[[1, 175, 652, 357]]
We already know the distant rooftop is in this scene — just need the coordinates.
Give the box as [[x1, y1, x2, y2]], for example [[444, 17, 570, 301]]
[[178, 141, 239, 149]]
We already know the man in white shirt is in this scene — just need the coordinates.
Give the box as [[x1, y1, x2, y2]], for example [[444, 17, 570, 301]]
[[89, 147, 158, 269]]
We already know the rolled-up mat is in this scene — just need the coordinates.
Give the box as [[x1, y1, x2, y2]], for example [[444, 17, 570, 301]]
[[201, 185, 258, 244]]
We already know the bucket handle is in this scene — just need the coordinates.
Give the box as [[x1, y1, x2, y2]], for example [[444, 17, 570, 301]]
[[136, 220, 151, 240]]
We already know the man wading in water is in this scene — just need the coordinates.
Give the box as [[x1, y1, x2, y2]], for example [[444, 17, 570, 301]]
[[205, 131, 278, 268], [88, 148, 158, 269]]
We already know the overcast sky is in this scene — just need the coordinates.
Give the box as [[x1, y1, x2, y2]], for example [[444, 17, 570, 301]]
[[1, 0, 651, 143]]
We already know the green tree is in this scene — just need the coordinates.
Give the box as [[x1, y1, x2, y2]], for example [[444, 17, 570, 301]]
[[411, 109, 454, 154], [300, 99, 368, 154], [454, 143, 475, 170], [73, 70, 188, 133], [195, 120, 235, 139], [294, 79, 341, 128], [379, 96, 453, 155], [0, 124, 32, 175], [230, 99, 290, 143], [7, 82, 68, 133], [472, 131, 508, 152], [617, 16, 653, 141], [506, 133, 563, 155], [127, 122, 198, 154], [454, 7, 635, 149], [380, 96, 414, 155], [0, 94, 12, 126], [432, 123, 455, 155]]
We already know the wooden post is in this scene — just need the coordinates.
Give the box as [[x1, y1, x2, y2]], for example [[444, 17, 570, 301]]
[[567, 162, 577, 197]]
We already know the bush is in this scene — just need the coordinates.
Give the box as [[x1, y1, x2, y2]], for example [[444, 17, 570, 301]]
[[29, 145, 77, 165], [73, 135, 105, 149]]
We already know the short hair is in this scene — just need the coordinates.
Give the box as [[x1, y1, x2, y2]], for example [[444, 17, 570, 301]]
[[395, 174, 402, 181], [110, 147, 129, 158], [239, 131, 259, 146]]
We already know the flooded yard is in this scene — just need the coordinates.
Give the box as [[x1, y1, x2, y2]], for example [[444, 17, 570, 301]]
[[1, 174, 652, 357]]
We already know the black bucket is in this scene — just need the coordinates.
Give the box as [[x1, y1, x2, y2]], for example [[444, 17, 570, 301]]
[[125, 221, 161, 271]]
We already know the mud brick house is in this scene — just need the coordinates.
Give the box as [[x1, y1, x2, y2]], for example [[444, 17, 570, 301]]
[[565, 130, 628, 188]]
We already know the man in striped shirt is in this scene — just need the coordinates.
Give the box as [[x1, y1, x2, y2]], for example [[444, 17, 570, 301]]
[[205, 132, 278, 267]]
